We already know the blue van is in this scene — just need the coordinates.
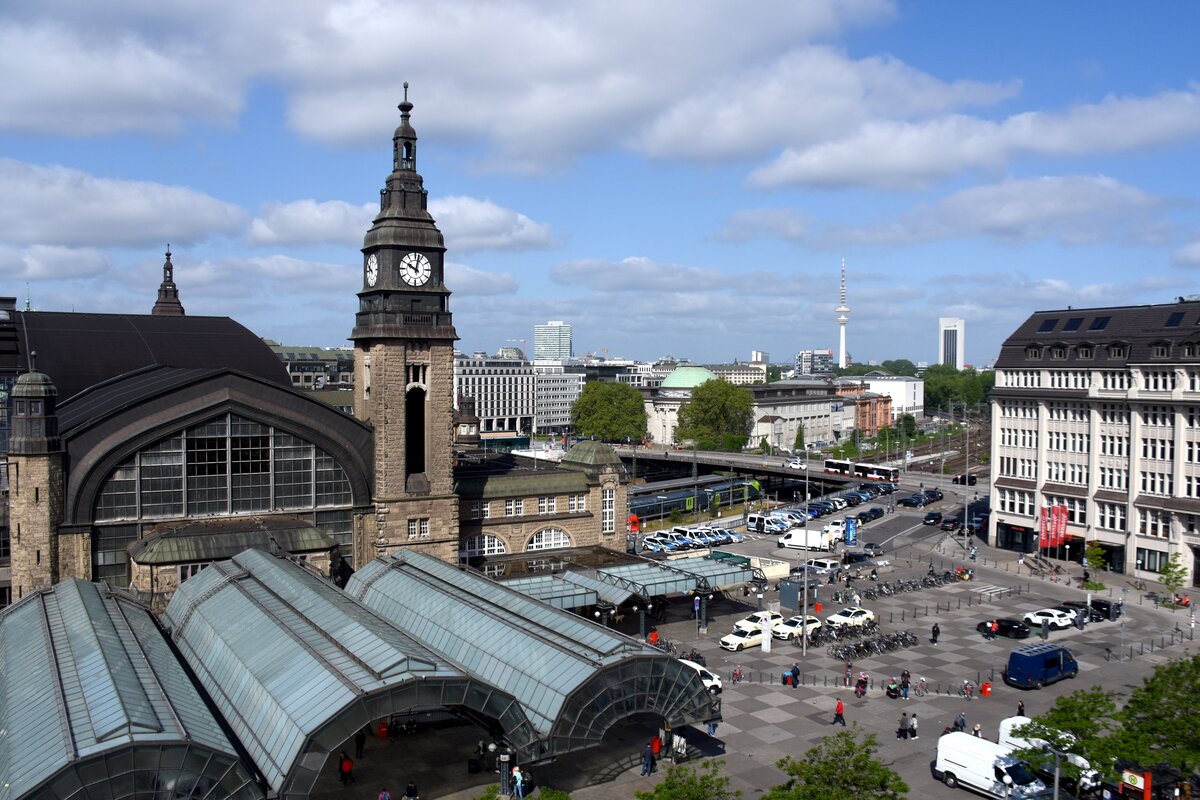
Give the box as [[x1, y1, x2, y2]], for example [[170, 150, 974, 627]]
[[1002, 643, 1078, 689]]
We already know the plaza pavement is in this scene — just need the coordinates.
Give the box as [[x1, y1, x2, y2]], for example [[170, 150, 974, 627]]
[[312, 526, 1196, 800]]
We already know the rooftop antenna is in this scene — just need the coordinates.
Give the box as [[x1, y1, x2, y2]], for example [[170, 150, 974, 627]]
[[23, 282, 30, 311]]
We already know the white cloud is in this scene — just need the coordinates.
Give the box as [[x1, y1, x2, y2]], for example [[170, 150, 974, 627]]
[[248, 200, 375, 246], [551, 256, 727, 293], [811, 176, 1168, 247], [445, 261, 518, 296], [1171, 241, 1200, 268], [0, 159, 244, 247], [716, 209, 810, 243], [751, 88, 1200, 190], [0, 244, 111, 279], [431, 197, 555, 253]]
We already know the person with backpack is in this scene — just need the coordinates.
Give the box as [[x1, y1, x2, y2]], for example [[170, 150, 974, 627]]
[[404, 780, 419, 799], [378, 788, 392, 800]]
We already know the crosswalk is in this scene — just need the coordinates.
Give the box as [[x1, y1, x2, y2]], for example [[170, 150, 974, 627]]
[[973, 583, 1009, 599]]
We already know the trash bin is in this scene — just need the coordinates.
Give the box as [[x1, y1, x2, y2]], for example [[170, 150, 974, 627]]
[[376, 720, 388, 738], [814, 602, 823, 614], [981, 682, 992, 697], [1040, 624, 1050, 641], [648, 630, 659, 644]]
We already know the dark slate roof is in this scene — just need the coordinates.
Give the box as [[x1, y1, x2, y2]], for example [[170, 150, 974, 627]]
[[5, 311, 290, 401], [995, 300, 1200, 369]]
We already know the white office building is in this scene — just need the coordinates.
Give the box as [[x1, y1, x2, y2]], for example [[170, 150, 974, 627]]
[[939, 317, 965, 370], [534, 321, 573, 360], [533, 365, 586, 434], [454, 352, 535, 435], [990, 300, 1200, 587], [860, 374, 924, 420]]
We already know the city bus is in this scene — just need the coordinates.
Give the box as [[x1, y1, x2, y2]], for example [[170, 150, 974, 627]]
[[855, 463, 900, 482], [823, 458, 853, 476]]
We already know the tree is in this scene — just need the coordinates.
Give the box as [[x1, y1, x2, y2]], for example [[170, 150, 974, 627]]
[[767, 365, 783, 382], [762, 729, 908, 800], [676, 380, 754, 451], [569, 381, 647, 443], [759, 436, 771, 454], [1112, 655, 1200, 774], [634, 759, 742, 800], [1009, 686, 1120, 789], [880, 359, 917, 376], [896, 413, 917, 439], [1157, 552, 1188, 600], [793, 423, 806, 451], [1084, 540, 1107, 589]]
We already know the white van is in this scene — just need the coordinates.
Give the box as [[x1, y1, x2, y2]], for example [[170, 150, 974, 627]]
[[805, 557, 842, 574], [997, 716, 1099, 792], [746, 513, 788, 534], [678, 658, 723, 694], [777, 529, 831, 551], [934, 732, 1048, 799]]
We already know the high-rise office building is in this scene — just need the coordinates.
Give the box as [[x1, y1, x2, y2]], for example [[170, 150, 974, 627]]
[[796, 349, 835, 375], [534, 320, 573, 360], [939, 317, 965, 370]]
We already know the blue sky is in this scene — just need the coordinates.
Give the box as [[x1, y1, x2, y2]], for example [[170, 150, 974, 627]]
[[2, 1, 1199, 368]]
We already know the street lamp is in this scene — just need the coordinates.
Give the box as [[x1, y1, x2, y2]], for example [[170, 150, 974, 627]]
[[657, 495, 668, 528]]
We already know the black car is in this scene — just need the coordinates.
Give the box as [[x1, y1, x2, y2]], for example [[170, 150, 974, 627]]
[[857, 484, 882, 497], [897, 495, 926, 508], [952, 474, 979, 485], [921, 488, 944, 502], [1090, 598, 1123, 620], [843, 551, 874, 565], [976, 618, 1032, 639], [940, 517, 961, 531], [843, 494, 863, 507], [923, 511, 943, 525], [876, 483, 898, 494], [859, 506, 885, 522]]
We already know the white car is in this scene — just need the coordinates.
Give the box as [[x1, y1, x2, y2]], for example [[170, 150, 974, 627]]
[[1023, 608, 1076, 630], [823, 519, 846, 537], [719, 627, 765, 651], [825, 606, 876, 629], [733, 610, 784, 632], [773, 615, 822, 640], [679, 659, 723, 694], [829, 497, 848, 510], [784, 457, 806, 470]]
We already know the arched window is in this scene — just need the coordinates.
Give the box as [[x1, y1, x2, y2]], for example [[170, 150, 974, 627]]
[[526, 528, 571, 551], [460, 534, 506, 560]]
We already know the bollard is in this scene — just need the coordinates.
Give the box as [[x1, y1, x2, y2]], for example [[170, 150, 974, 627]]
[[902, 609, 907, 621], [958, 598, 962, 609]]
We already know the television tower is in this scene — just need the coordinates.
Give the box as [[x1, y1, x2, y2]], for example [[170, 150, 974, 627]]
[[835, 258, 850, 368]]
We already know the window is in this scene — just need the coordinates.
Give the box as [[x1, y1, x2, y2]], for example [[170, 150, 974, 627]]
[[1051, 347, 1066, 360], [602, 486, 616, 533], [178, 563, 209, 583], [1152, 343, 1170, 359], [0, 526, 9, 560], [1135, 547, 1169, 571], [1090, 316, 1111, 331], [1063, 317, 1084, 332], [1037, 319, 1059, 332], [470, 500, 491, 520], [505, 498, 524, 517], [460, 534, 506, 560], [526, 528, 571, 551], [1109, 344, 1127, 359], [1026, 346, 1042, 360], [1167, 311, 1185, 327], [407, 518, 431, 540], [538, 496, 557, 515], [1077, 346, 1093, 359], [568, 494, 587, 512]]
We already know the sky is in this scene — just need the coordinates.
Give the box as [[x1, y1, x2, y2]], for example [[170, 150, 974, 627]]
[[2, 1, 1199, 368]]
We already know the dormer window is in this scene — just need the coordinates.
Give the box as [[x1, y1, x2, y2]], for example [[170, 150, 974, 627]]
[[1026, 346, 1042, 360], [1077, 346, 1093, 359], [30, 400, 42, 415], [1052, 346, 1067, 360], [1185, 344, 1198, 358], [1151, 342, 1170, 359], [1109, 344, 1128, 359]]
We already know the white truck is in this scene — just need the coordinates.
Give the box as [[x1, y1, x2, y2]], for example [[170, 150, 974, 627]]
[[934, 732, 1049, 799], [777, 528, 833, 551]]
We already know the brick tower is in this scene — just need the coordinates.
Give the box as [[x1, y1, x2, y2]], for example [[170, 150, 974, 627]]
[[352, 85, 460, 562]]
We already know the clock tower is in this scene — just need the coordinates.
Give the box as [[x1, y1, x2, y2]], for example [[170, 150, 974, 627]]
[[352, 84, 460, 562]]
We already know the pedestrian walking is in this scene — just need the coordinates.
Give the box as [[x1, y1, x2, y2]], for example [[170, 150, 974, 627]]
[[931, 622, 941, 646], [338, 751, 355, 785], [900, 669, 911, 700], [378, 787, 391, 800], [833, 697, 846, 726], [1017, 700, 1025, 717], [355, 727, 368, 759], [953, 711, 966, 733], [909, 713, 919, 739], [512, 765, 525, 799], [641, 743, 655, 776], [790, 663, 801, 689], [898, 712, 909, 740], [972, 723, 983, 738], [404, 781, 420, 799]]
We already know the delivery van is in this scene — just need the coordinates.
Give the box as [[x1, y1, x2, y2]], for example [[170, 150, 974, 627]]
[[777, 528, 832, 551], [997, 716, 1099, 792], [1002, 643, 1079, 689], [747, 513, 789, 534], [933, 731, 1049, 798]]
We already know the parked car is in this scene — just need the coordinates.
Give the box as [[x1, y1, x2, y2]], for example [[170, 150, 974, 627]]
[[719, 627, 764, 651], [825, 606, 876, 629], [842, 551, 874, 566], [843, 494, 863, 507], [773, 615, 822, 641], [640, 534, 677, 553], [1003, 643, 1079, 689], [923, 511, 944, 525], [733, 610, 784, 632], [952, 473, 979, 485], [857, 483, 883, 497], [922, 487, 944, 502], [976, 618, 1032, 639], [1023, 608, 1075, 630], [876, 483, 898, 494], [1060, 600, 1107, 623], [678, 659, 723, 694], [805, 557, 843, 575], [897, 495, 926, 508], [941, 516, 961, 531], [828, 497, 848, 510], [858, 506, 885, 523], [862, 542, 885, 557]]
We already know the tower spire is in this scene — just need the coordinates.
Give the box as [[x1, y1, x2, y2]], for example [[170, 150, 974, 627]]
[[835, 258, 851, 369], [152, 245, 186, 316]]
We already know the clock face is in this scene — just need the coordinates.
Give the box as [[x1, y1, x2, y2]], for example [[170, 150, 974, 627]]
[[366, 254, 379, 287], [400, 252, 432, 286]]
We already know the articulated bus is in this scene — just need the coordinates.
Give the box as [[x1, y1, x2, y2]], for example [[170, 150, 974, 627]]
[[823, 459, 900, 483]]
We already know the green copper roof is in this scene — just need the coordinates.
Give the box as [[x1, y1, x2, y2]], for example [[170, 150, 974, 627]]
[[560, 439, 622, 468], [659, 366, 718, 389]]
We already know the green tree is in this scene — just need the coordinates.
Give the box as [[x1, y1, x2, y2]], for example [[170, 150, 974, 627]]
[[1009, 686, 1120, 788], [676, 380, 754, 451], [537, 789, 572, 800], [763, 729, 908, 800], [569, 381, 647, 442], [634, 759, 742, 800], [767, 365, 783, 382], [759, 436, 771, 454], [1084, 540, 1107, 589], [1112, 655, 1200, 774], [897, 413, 917, 439], [1157, 552, 1188, 600], [880, 359, 918, 376], [793, 423, 806, 451]]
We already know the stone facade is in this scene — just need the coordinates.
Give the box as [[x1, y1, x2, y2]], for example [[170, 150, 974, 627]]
[[8, 454, 63, 600]]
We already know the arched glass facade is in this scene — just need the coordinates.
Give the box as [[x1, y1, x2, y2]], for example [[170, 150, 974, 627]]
[[460, 534, 506, 560], [526, 528, 571, 551], [91, 413, 356, 586]]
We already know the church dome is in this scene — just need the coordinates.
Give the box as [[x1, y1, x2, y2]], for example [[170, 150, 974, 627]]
[[659, 366, 718, 389]]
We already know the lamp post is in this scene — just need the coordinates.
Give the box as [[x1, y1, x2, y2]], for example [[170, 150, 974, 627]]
[[1043, 741, 1068, 800], [657, 495, 668, 529], [634, 600, 653, 640]]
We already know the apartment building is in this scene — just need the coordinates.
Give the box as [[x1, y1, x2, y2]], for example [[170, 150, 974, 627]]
[[990, 300, 1200, 587]]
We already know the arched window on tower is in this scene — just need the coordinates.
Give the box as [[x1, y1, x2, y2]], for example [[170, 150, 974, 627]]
[[402, 142, 414, 169], [405, 386, 426, 475]]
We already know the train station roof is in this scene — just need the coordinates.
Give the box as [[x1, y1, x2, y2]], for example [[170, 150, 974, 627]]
[[347, 550, 715, 755], [0, 580, 258, 800], [501, 569, 635, 609], [163, 549, 535, 799], [594, 556, 756, 597]]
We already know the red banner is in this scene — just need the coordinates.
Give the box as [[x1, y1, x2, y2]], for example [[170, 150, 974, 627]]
[[1039, 507, 1050, 549], [1053, 505, 1068, 547]]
